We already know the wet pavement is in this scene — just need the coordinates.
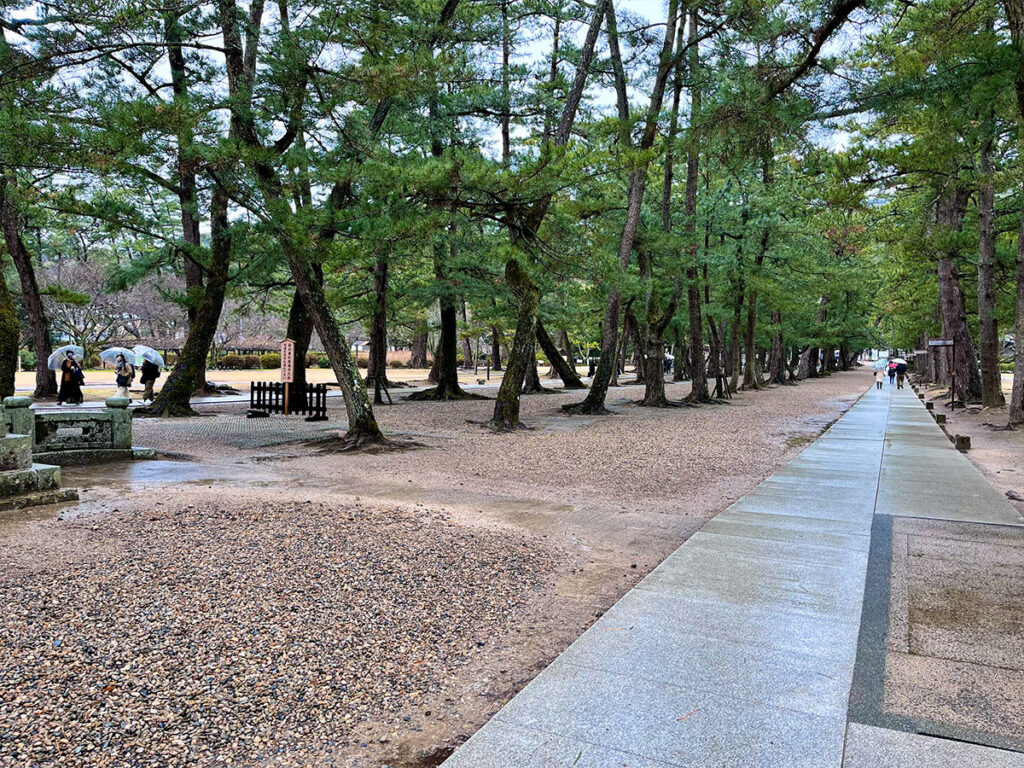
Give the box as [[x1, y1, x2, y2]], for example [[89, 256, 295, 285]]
[[441, 386, 1024, 767]]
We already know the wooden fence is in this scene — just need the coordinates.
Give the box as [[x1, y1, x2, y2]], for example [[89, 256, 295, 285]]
[[250, 382, 328, 421]]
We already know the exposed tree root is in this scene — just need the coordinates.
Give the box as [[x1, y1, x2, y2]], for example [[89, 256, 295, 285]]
[[636, 397, 696, 408], [309, 431, 422, 453], [134, 403, 200, 418], [560, 401, 613, 416], [364, 376, 410, 389], [466, 418, 533, 432], [405, 386, 488, 401]]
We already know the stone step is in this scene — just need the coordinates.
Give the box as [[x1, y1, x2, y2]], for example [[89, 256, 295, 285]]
[[0, 487, 78, 513], [0, 434, 32, 471], [0, 462, 63, 497]]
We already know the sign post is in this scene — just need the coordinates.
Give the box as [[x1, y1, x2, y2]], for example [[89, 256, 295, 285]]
[[928, 339, 956, 409], [280, 339, 295, 415]]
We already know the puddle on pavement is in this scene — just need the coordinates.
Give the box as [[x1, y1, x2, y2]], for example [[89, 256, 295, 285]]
[[0, 502, 71, 537], [63, 459, 283, 491]]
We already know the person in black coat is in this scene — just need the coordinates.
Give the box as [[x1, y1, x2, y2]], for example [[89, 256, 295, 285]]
[[139, 358, 161, 403], [58, 351, 84, 405]]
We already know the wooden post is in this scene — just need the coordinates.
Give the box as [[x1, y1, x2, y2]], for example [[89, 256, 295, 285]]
[[280, 338, 295, 415]]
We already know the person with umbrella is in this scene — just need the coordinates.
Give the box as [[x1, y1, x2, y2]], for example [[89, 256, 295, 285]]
[[113, 352, 135, 400], [136, 348, 163, 403], [56, 349, 84, 405], [888, 360, 897, 386], [892, 357, 909, 389]]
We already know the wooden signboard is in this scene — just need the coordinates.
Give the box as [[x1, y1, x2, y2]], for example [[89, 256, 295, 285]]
[[280, 339, 295, 383]]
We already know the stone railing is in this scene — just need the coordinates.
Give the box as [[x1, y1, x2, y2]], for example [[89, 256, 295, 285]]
[[3, 396, 152, 466]]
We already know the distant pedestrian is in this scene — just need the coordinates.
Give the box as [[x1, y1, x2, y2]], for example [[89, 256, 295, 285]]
[[114, 353, 135, 400], [875, 370, 884, 390], [888, 361, 897, 386], [139, 358, 161, 403], [896, 362, 908, 389], [58, 351, 84, 405]]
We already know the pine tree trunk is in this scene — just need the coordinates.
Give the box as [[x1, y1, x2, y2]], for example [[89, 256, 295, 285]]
[[768, 310, 785, 384], [1011, 196, 1024, 424], [492, 258, 540, 427], [460, 300, 474, 369], [1003, 0, 1024, 423], [410, 321, 429, 368], [0, 273, 17, 399], [285, 278, 316, 408], [933, 185, 983, 404], [490, 326, 503, 370], [366, 250, 390, 397], [978, 114, 1005, 407], [143, 188, 233, 417], [537, 320, 586, 388], [0, 176, 56, 398]]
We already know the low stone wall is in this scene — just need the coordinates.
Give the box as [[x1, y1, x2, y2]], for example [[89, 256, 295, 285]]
[[3, 396, 151, 466]]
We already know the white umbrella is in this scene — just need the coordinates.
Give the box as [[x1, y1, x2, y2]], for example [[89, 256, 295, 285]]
[[47, 345, 84, 370], [99, 347, 136, 365], [890, 357, 908, 365], [133, 345, 165, 367]]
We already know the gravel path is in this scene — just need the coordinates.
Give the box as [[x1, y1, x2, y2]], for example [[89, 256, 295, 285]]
[[0, 492, 557, 767]]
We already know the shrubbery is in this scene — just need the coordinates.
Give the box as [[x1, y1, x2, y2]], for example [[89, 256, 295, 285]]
[[318, 356, 331, 368], [218, 354, 261, 369], [260, 353, 281, 369], [19, 350, 36, 369]]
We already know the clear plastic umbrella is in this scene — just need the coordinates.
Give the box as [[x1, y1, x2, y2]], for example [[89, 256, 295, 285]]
[[872, 359, 888, 371], [47, 345, 84, 370], [99, 347, 136, 365], [133, 345, 165, 367], [890, 357, 908, 365]]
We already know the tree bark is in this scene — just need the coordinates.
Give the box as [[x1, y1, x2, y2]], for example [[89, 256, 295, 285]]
[[933, 185, 983, 404], [537, 320, 586, 389], [767, 309, 785, 384], [460, 299, 474, 369], [1011, 194, 1024, 424], [0, 175, 56, 397], [366, 249, 391, 399], [978, 107, 1005, 407], [165, 10, 213, 394], [142, 188, 232, 417], [490, 326, 503, 370], [410, 321, 429, 368], [500, 0, 610, 425], [1004, 0, 1024, 423]]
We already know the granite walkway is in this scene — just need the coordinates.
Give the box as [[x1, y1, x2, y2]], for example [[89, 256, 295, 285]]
[[443, 385, 1024, 767]]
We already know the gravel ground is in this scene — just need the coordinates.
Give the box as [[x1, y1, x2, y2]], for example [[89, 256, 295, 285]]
[[3, 369, 873, 767], [0, 491, 557, 767]]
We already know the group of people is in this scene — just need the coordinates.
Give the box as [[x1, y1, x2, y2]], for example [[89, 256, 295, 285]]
[[57, 350, 162, 406], [874, 359, 908, 390]]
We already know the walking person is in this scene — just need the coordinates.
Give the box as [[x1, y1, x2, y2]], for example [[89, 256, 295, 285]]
[[875, 369, 884, 390], [896, 361, 908, 389], [114, 353, 135, 400], [58, 351, 84, 405], [887, 361, 897, 386], [139, 357, 161, 403]]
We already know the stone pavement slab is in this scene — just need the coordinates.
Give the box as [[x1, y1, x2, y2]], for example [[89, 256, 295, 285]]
[[443, 385, 1024, 768], [843, 724, 1024, 767]]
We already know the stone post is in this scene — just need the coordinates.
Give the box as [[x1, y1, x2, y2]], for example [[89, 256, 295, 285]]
[[3, 396, 34, 442], [105, 397, 132, 450]]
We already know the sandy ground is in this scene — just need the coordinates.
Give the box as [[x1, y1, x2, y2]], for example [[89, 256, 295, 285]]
[[1, 369, 873, 767], [14, 366, 515, 403]]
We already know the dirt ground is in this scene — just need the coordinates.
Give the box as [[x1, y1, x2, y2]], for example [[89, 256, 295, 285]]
[[1, 369, 873, 767]]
